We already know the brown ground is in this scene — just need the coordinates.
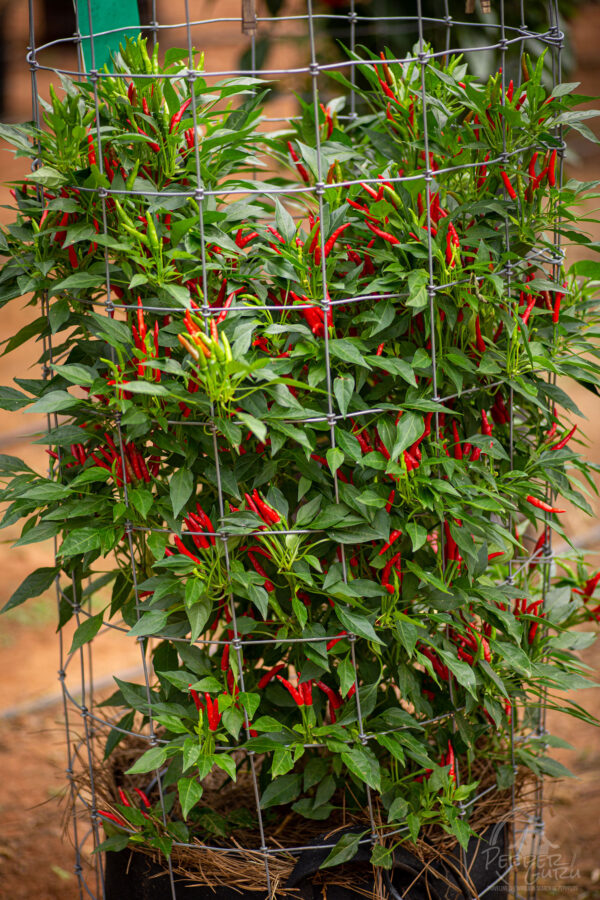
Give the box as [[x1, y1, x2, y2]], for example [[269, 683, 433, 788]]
[[1, 2, 600, 898]]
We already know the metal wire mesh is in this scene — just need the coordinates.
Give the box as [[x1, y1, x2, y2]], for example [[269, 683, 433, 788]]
[[22, 1, 567, 897]]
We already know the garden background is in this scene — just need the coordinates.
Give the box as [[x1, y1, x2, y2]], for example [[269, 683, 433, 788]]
[[0, 2, 598, 897]]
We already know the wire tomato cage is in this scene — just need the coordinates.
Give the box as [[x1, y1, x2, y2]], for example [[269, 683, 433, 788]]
[[22, 0, 571, 898]]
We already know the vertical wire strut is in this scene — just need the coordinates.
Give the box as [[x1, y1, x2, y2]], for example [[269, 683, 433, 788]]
[[183, 2, 272, 894], [83, 0, 178, 895], [307, 0, 379, 859], [31, 2, 85, 897], [526, 4, 564, 899], [497, 4, 520, 897], [415, 0, 470, 874]]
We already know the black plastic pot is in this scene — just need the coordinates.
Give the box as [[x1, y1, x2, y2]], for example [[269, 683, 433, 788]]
[[104, 822, 508, 900]]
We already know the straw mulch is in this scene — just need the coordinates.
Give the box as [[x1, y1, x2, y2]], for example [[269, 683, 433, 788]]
[[70, 735, 537, 899]]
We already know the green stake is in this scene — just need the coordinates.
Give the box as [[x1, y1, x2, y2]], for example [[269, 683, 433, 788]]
[[76, 0, 141, 73]]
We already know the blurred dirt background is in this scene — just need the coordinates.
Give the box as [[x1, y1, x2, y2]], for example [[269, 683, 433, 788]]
[[0, 2, 599, 898]]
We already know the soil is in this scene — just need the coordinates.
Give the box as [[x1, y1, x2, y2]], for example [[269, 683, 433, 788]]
[[0, 2, 600, 898]]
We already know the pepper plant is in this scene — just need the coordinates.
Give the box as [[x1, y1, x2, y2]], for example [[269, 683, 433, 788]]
[[0, 35, 599, 874]]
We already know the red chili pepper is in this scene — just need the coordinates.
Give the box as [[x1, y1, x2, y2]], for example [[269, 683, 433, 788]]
[[287, 141, 310, 184], [552, 283, 566, 324], [475, 315, 485, 355], [528, 529, 548, 572], [550, 424, 577, 451], [87, 134, 96, 167], [189, 685, 204, 711], [169, 97, 192, 133], [481, 409, 493, 437], [451, 421, 463, 460], [577, 571, 600, 599], [326, 631, 348, 651], [127, 82, 136, 105], [443, 520, 458, 562], [299, 679, 313, 706], [316, 681, 343, 722], [488, 551, 505, 562], [184, 127, 195, 150], [257, 663, 285, 690], [248, 551, 274, 593], [528, 152, 538, 182], [385, 488, 395, 513], [98, 811, 128, 828], [366, 221, 400, 245], [252, 490, 280, 525], [323, 223, 351, 257], [445, 222, 459, 268], [526, 495, 565, 514], [379, 529, 402, 556], [174, 535, 202, 564], [500, 171, 517, 200], [132, 787, 151, 809], [548, 149, 557, 187], [235, 228, 258, 249], [477, 153, 489, 190], [184, 513, 210, 551], [216, 290, 237, 325], [68, 244, 79, 269], [352, 425, 372, 455], [205, 693, 221, 731], [382, 550, 402, 594], [521, 294, 537, 326], [277, 675, 305, 706], [137, 296, 147, 342], [142, 96, 151, 117], [419, 645, 449, 681]]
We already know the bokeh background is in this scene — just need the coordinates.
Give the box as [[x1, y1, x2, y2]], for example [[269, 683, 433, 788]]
[[0, 2, 599, 897]]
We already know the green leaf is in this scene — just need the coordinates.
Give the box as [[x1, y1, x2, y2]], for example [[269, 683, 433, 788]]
[[275, 198, 296, 242], [59, 527, 102, 558], [122, 380, 168, 397], [170, 468, 194, 518], [388, 796, 409, 823], [187, 597, 212, 642], [405, 522, 427, 552], [251, 716, 284, 732], [271, 746, 293, 776], [1, 566, 58, 614], [27, 390, 80, 414], [320, 830, 365, 869], [51, 363, 96, 386], [128, 610, 169, 637], [126, 745, 168, 775], [68, 612, 104, 654], [237, 412, 267, 444], [329, 339, 370, 369], [326, 447, 344, 474], [341, 746, 381, 790], [391, 412, 423, 460], [437, 649, 478, 697], [333, 375, 354, 417], [28, 165, 64, 188], [260, 773, 302, 809], [178, 777, 203, 819], [54, 271, 106, 292], [336, 606, 383, 644], [0, 385, 30, 411], [371, 843, 393, 869], [406, 270, 428, 310]]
